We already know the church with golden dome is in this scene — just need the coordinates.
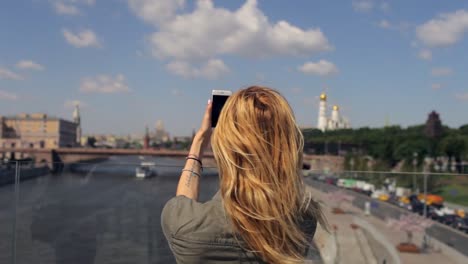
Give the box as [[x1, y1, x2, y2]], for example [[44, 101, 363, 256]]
[[317, 92, 350, 131]]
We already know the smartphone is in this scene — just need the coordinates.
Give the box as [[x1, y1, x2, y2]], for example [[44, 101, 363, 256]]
[[211, 90, 232, 127]]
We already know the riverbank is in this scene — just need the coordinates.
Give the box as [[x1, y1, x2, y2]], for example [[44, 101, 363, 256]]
[[0, 166, 49, 186]]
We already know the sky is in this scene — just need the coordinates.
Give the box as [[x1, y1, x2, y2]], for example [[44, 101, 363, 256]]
[[1, 0, 468, 137]]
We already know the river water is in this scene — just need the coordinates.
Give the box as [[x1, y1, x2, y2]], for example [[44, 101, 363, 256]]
[[0, 156, 220, 264]]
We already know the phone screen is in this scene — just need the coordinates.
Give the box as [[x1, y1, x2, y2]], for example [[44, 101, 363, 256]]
[[211, 94, 230, 127]]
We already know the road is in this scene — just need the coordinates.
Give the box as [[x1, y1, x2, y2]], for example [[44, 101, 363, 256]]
[[305, 178, 468, 258]]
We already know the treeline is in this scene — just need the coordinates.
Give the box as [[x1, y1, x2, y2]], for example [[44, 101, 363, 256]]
[[302, 124, 468, 172]]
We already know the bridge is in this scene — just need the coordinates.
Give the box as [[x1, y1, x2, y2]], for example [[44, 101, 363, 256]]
[[0, 147, 344, 172], [0, 148, 215, 171]]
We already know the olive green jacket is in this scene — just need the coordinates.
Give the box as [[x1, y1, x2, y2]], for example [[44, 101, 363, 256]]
[[161, 191, 318, 264]]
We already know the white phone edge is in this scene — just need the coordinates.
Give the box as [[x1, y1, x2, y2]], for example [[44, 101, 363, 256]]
[[212, 89, 232, 96]]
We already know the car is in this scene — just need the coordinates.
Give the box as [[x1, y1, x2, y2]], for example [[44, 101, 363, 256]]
[[453, 217, 468, 233], [408, 195, 425, 215], [440, 214, 458, 226], [325, 177, 337, 185]]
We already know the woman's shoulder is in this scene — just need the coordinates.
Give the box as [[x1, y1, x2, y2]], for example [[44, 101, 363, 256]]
[[161, 194, 230, 240]]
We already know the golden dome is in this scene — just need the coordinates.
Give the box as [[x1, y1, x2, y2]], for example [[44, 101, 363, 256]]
[[333, 105, 339, 111], [320, 93, 327, 101]]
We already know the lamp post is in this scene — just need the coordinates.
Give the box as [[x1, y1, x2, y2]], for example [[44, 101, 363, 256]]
[[422, 157, 432, 219], [421, 157, 431, 251], [412, 152, 418, 193]]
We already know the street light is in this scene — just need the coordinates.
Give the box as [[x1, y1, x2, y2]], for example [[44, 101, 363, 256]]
[[412, 152, 418, 193], [422, 157, 432, 252], [349, 157, 355, 178]]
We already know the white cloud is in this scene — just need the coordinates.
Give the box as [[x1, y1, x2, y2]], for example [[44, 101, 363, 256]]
[[431, 83, 442, 90], [128, 0, 185, 25], [431, 67, 453, 77], [303, 97, 318, 107], [0, 90, 18, 100], [455, 93, 468, 101], [80, 74, 130, 93], [298, 60, 339, 76], [418, 49, 432, 61], [63, 28, 101, 48], [352, 0, 374, 13], [52, 0, 95, 16], [171, 89, 183, 97], [291, 87, 303, 94], [0, 67, 24, 80], [167, 59, 230, 79], [380, 2, 390, 12], [416, 9, 468, 47], [379, 20, 391, 29], [54, 1, 80, 15], [147, 0, 331, 61], [64, 100, 87, 108], [378, 20, 411, 32], [16, 60, 45, 71]]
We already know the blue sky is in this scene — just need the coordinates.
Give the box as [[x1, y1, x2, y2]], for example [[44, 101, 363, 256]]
[[1, 0, 467, 136]]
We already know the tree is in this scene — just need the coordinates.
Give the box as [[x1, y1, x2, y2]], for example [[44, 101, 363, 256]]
[[439, 135, 466, 160], [459, 124, 468, 136]]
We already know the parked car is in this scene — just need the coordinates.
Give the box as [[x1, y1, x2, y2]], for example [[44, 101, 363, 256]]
[[408, 195, 424, 214], [453, 217, 468, 233]]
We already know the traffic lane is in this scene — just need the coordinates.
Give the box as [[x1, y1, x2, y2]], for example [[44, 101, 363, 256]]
[[305, 178, 468, 258], [7, 169, 220, 264]]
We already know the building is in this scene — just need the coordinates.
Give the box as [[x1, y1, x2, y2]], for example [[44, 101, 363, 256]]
[[154, 120, 170, 143], [73, 102, 82, 146], [0, 113, 78, 149], [317, 92, 350, 131]]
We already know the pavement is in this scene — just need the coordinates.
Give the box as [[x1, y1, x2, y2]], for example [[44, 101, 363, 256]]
[[307, 185, 465, 264]]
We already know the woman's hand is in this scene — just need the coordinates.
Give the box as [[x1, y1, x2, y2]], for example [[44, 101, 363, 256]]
[[189, 100, 212, 158]]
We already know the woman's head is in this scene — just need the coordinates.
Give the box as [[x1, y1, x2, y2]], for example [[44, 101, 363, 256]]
[[212, 86, 304, 184], [211, 86, 318, 264]]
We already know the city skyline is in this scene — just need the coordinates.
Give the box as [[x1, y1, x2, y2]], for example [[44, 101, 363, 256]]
[[1, 0, 468, 136]]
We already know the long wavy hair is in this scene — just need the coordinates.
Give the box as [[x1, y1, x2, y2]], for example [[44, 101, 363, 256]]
[[211, 86, 326, 264]]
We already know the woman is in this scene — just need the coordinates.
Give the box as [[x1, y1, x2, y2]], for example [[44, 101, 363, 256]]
[[161, 86, 326, 263]]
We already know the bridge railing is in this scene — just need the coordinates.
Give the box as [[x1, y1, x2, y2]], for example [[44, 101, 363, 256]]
[[2, 161, 468, 263]]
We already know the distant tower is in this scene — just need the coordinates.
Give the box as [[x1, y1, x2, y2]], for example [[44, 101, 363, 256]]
[[73, 102, 81, 146], [425, 111, 443, 139], [144, 126, 150, 149], [317, 92, 328, 131], [331, 105, 340, 129]]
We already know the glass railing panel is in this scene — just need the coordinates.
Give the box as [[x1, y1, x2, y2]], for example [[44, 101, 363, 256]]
[[9, 158, 468, 263], [0, 161, 17, 264], [13, 156, 219, 264], [304, 169, 468, 262]]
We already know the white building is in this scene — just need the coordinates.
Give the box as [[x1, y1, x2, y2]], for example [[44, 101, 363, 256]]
[[73, 102, 81, 146], [154, 120, 170, 143], [317, 92, 350, 131]]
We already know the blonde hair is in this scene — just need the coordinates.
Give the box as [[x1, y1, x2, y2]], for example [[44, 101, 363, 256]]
[[212, 86, 326, 264]]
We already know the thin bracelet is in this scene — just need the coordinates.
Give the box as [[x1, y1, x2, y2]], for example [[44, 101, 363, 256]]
[[182, 169, 201, 178], [186, 157, 203, 170], [187, 153, 199, 159]]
